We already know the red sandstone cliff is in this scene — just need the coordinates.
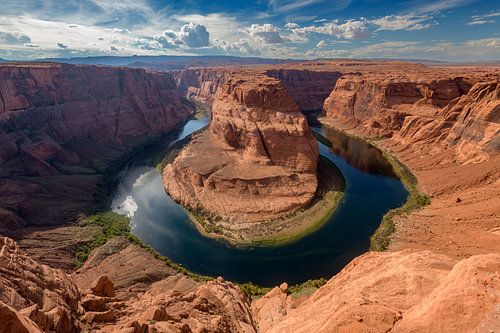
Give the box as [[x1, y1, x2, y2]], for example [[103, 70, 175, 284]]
[[322, 73, 472, 137], [175, 67, 343, 112], [164, 75, 318, 224], [175, 68, 234, 104], [0, 63, 193, 232], [265, 69, 342, 111]]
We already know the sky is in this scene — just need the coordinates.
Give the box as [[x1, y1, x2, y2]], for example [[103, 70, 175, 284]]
[[0, 0, 499, 61]]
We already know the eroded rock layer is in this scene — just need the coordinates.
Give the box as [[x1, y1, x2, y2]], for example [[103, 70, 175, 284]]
[[0, 63, 193, 232], [265, 69, 342, 111], [255, 250, 500, 333], [323, 72, 499, 163], [164, 75, 319, 223]]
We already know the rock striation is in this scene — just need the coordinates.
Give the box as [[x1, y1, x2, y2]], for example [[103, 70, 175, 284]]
[[164, 75, 319, 224], [265, 69, 342, 111], [323, 72, 499, 163], [0, 63, 193, 232], [323, 73, 472, 137]]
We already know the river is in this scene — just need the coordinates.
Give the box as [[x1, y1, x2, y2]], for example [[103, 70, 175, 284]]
[[112, 113, 408, 286]]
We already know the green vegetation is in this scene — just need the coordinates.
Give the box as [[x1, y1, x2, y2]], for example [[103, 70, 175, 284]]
[[75, 212, 130, 267], [369, 148, 431, 251], [239, 283, 272, 299], [288, 278, 327, 294], [238, 278, 328, 300], [315, 124, 430, 252]]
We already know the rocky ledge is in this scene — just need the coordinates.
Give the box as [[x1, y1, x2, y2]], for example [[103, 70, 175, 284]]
[[163, 75, 319, 237]]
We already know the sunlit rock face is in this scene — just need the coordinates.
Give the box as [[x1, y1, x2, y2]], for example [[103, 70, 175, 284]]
[[164, 74, 319, 223]]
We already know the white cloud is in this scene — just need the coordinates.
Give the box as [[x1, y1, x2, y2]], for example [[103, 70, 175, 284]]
[[293, 19, 371, 39], [285, 22, 299, 29], [247, 24, 285, 44], [414, 0, 477, 13], [316, 40, 327, 48], [154, 23, 210, 49], [350, 38, 500, 60], [211, 38, 261, 55], [467, 11, 500, 25], [371, 14, 434, 31], [467, 20, 495, 25]]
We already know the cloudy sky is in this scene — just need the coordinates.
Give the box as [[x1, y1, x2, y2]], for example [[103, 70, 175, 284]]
[[0, 0, 499, 61]]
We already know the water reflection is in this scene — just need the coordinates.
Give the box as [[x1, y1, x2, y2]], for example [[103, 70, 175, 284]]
[[320, 126, 397, 178]]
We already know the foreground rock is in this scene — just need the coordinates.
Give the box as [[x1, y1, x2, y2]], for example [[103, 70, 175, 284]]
[[0, 237, 81, 332], [164, 75, 319, 226], [255, 250, 500, 333]]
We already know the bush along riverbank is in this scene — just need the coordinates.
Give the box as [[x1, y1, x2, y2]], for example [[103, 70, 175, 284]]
[[370, 149, 430, 251], [315, 121, 430, 252]]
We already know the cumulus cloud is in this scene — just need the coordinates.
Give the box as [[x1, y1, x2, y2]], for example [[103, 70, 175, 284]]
[[0, 31, 31, 45], [246, 24, 285, 44], [371, 14, 434, 31], [57, 42, 68, 48], [154, 22, 209, 48]]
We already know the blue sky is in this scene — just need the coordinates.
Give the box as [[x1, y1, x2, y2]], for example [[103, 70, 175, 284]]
[[0, 0, 499, 61]]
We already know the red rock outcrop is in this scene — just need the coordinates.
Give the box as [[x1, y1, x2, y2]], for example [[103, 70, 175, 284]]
[[255, 250, 500, 333], [0, 237, 81, 332], [445, 81, 499, 162], [163, 75, 318, 223], [0, 63, 193, 231]]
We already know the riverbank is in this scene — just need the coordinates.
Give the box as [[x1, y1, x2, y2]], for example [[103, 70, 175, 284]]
[[318, 116, 500, 259], [317, 118, 430, 251], [180, 150, 346, 246]]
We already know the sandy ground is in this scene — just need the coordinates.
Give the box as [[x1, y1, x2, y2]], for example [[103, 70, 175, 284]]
[[384, 143, 500, 258]]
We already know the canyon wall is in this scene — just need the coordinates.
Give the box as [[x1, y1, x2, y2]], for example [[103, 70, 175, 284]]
[[323, 74, 472, 137], [175, 67, 343, 112], [322, 72, 499, 162], [0, 236, 256, 333], [175, 68, 234, 104], [265, 69, 342, 111], [0, 63, 193, 231], [164, 75, 318, 223]]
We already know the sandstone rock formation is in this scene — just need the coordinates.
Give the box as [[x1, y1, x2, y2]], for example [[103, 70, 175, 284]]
[[255, 250, 500, 333], [0, 63, 193, 232], [323, 73, 472, 137], [164, 75, 319, 223], [0, 237, 81, 332], [265, 69, 342, 111]]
